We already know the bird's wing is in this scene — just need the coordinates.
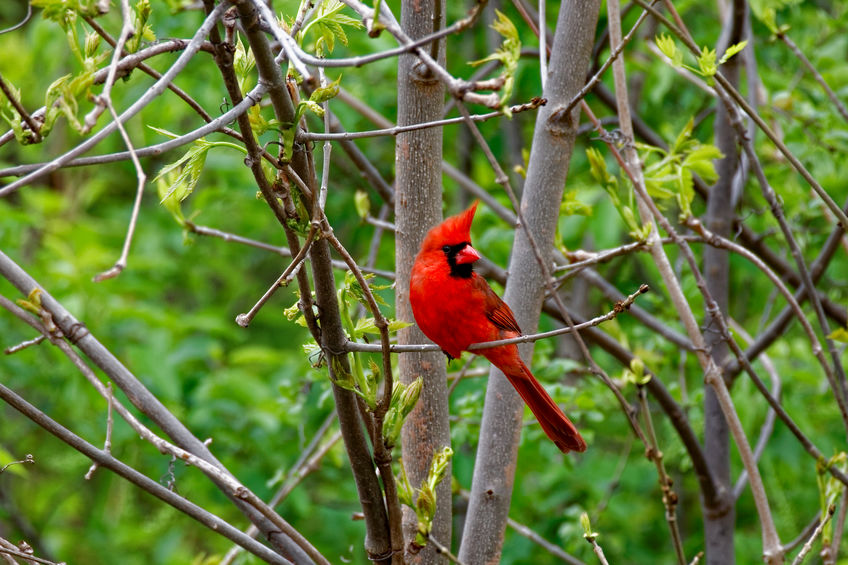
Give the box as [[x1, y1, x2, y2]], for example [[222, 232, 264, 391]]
[[471, 274, 522, 335]]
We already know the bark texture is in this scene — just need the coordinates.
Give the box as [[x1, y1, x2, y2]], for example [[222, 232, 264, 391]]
[[395, 0, 451, 562], [457, 3, 601, 563], [702, 4, 747, 563]]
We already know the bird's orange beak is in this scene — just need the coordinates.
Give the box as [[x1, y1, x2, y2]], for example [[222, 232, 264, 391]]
[[454, 245, 481, 265]]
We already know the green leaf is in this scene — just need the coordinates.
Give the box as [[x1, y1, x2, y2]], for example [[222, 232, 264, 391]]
[[84, 31, 101, 58], [655, 34, 683, 67], [0, 81, 41, 145], [676, 167, 694, 217], [561, 189, 593, 216], [153, 138, 212, 217], [671, 118, 695, 153], [281, 125, 296, 164], [330, 356, 356, 391], [126, 0, 155, 53], [234, 35, 256, 92], [580, 512, 598, 539], [382, 378, 423, 448], [32, 0, 104, 23], [469, 10, 520, 110], [16, 288, 44, 317], [697, 45, 718, 77], [343, 271, 387, 308], [147, 125, 180, 139], [681, 145, 723, 184], [248, 105, 275, 137], [156, 170, 186, 224], [387, 319, 413, 333], [295, 100, 325, 125], [310, 75, 341, 105], [354, 190, 370, 219], [828, 327, 848, 343], [750, 0, 799, 34], [299, 0, 362, 55], [587, 147, 644, 239], [353, 316, 377, 337], [586, 147, 613, 186], [719, 40, 748, 64]]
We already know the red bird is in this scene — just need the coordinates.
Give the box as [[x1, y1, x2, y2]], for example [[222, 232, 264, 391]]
[[409, 202, 586, 453]]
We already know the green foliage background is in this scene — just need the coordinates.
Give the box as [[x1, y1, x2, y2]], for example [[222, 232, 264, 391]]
[[1, 0, 847, 563]]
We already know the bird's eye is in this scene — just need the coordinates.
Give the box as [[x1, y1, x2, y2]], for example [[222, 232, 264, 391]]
[[442, 245, 451, 253]]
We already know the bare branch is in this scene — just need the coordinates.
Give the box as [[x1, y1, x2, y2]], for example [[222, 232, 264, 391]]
[[0, 382, 294, 565], [0, 252, 326, 563], [0, 84, 269, 179], [791, 504, 835, 565], [633, 0, 848, 230], [0, 2, 228, 197], [299, 98, 544, 141], [345, 284, 648, 353], [0, 453, 34, 475], [777, 32, 848, 123], [91, 41, 149, 281]]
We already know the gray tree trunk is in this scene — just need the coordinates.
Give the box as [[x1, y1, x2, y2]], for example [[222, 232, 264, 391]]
[[457, 3, 601, 563], [702, 4, 747, 564], [395, 0, 451, 562]]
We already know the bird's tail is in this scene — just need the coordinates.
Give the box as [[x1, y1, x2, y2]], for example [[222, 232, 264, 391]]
[[486, 348, 586, 453]]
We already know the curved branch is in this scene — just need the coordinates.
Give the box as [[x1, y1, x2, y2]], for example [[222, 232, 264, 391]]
[[0, 383, 293, 565], [0, 2, 228, 197]]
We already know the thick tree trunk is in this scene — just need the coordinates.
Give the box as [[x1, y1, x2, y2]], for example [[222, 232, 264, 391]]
[[702, 4, 747, 564], [457, 3, 600, 563], [395, 0, 451, 562]]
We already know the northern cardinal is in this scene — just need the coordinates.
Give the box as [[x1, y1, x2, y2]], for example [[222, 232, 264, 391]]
[[409, 202, 586, 453]]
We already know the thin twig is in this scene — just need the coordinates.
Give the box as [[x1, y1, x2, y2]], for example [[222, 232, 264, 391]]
[[235, 227, 317, 328], [562, 0, 658, 116], [777, 32, 848, 123], [447, 356, 477, 397], [584, 534, 610, 565], [424, 533, 466, 565], [297, 98, 545, 141], [0, 2, 227, 197], [4, 334, 46, 354], [184, 220, 394, 278], [0, 2, 33, 35], [91, 0, 148, 282], [85, 383, 115, 480], [220, 416, 341, 565], [632, 0, 848, 229], [0, 545, 62, 565], [0, 454, 34, 474], [0, 84, 270, 179], [0, 383, 294, 565], [0, 72, 42, 142], [345, 284, 649, 353], [730, 320, 780, 501], [637, 382, 686, 565], [785, 512, 822, 553], [792, 504, 835, 565]]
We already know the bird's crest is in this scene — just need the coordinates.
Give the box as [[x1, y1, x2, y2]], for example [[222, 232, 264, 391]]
[[421, 201, 478, 250]]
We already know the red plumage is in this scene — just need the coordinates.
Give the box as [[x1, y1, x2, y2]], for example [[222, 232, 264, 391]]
[[409, 202, 587, 454]]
